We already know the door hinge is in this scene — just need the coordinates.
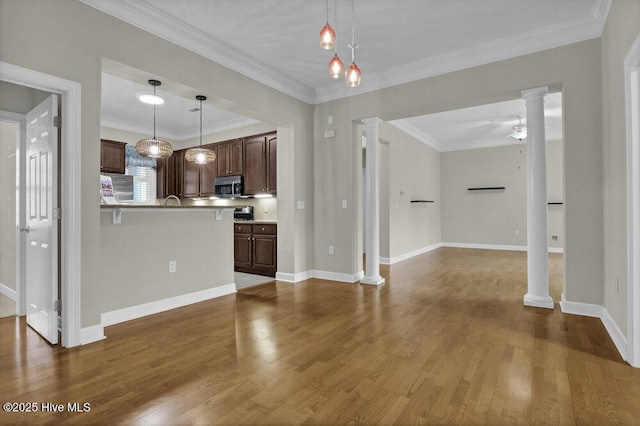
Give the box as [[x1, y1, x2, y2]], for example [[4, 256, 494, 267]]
[[53, 208, 61, 220], [54, 299, 61, 312], [53, 116, 61, 128]]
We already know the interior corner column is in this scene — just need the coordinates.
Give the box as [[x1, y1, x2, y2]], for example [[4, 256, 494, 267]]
[[523, 86, 553, 309], [361, 117, 385, 286]]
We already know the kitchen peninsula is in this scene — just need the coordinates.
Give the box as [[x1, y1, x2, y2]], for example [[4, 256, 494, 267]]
[[98, 205, 236, 325]]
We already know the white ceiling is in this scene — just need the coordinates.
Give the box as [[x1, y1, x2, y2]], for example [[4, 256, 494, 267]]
[[389, 92, 563, 152], [101, 73, 259, 141], [82, 0, 610, 104]]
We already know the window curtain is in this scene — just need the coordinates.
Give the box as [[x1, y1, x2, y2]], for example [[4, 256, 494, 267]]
[[125, 145, 157, 168]]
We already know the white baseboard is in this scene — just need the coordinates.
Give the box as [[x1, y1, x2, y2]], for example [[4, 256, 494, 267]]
[[601, 307, 629, 361], [276, 270, 313, 283], [560, 293, 628, 362], [380, 242, 443, 265], [0, 282, 17, 301], [101, 283, 237, 327], [443, 242, 564, 253], [79, 324, 106, 345], [313, 269, 364, 283]]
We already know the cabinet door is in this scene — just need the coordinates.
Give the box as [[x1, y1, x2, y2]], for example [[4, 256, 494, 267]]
[[266, 135, 277, 194], [234, 233, 252, 268], [199, 145, 217, 196], [100, 139, 126, 174], [243, 136, 266, 195], [216, 143, 230, 177], [229, 139, 243, 175], [174, 151, 185, 198], [180, 151, 200, 198], [156, 154, 177, 198], [253, 235, 277, 271]]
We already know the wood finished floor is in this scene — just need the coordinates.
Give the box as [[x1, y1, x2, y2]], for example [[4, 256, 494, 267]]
[[1, 248, 639, 425]]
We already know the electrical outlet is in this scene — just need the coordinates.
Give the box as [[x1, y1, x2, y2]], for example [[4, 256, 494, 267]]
[[551, 235, 559, 241], [169, 261, 177, 273], [515, 230, 520, 236], [328, 114, 333, 124], [297, 201, 305, 210], [342, 200, 347, 209], [329, 246, 335, 255]]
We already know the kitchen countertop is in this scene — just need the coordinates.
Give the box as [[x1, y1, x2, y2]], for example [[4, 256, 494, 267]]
[[234, 220, 277, 224], [100, 204, 231, 209]]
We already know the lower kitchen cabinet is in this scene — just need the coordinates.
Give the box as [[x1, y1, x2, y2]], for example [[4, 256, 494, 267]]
[[234, 223, 277, 277]]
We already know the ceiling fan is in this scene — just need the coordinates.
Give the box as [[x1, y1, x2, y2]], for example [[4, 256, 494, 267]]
[[509, 116, 527, 141]]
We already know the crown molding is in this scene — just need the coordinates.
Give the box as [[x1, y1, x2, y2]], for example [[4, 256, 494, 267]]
[[315, 0, 612, 104], [101, 116, 259, 141], [80, 0, 316, 104]]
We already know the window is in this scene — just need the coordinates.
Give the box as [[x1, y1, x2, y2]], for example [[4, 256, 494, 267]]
[[126, 166, 156, 204]]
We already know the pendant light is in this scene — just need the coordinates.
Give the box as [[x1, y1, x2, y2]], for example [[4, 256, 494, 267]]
[[185, 95, 216, 164], [509, 116, 527, 141], [345, 0, 361, 87], [328, 0, 344, 78], [135, 79, 173, 158], [319, 0, 336, 50]]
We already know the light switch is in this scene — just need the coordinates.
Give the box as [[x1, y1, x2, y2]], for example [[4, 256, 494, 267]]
[[342, 200, 348, 208], [324, 130, 335, 139], [297, 201, 305, 210], [328, 114, 333, 124]]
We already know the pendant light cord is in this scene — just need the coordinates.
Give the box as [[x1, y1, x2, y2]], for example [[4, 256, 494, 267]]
[[326, 0, 330, 24], [351, 0, 355, 62], [334, 0, 338, 54], [199, 98, 203, 148], [153, 84, 157, 140]]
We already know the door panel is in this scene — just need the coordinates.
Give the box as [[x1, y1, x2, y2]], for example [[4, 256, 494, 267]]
[[229, 139, 243, 175], [267, 136, 277, 193], [243, 137, 266, 195], [217, 143, 230, 177], [25, 94, 59, 344], [253, 235, 277, 269], [234, 233, 252, 268]]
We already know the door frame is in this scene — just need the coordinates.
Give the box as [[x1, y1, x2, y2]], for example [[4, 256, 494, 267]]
[[0, 111, 25, 316], [625, 33, 640, 368], [0, 61, 82, 348]]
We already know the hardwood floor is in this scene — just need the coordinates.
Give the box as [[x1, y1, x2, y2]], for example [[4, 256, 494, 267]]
[[1, 248, 639, 424]]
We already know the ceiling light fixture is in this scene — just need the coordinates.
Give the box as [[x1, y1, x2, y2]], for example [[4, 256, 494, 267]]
[[328, 0, 344, 78], [510, 116, 527, 141], [319, 0, 336, 50], [138, 93, 164, 105], [345, 0, 361, 87], [135, 79, 173, 159], [185, 95, 217, 164]]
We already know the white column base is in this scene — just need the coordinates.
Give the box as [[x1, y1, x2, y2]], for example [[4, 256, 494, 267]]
[[360, 276, 385, 286], [523, 293, 554, 309]]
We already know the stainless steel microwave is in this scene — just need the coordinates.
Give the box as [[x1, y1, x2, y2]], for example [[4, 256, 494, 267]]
[[214, 175, 243, 198]]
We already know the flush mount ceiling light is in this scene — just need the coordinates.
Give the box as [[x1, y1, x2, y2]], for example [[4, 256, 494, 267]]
[[138, 93, 164, 105], [328, 0, 344, 78], [185, 95, 217, 164], [319, 0, 336, 50], [345, 0, 361, 87], [135, 79, 173, 159], [510, 116, 528, 141]]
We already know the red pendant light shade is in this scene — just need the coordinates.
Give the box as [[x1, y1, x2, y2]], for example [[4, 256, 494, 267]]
[[345, 61, 361, 87], [329, 53, 344, 79], [319, 23, 336, 50]]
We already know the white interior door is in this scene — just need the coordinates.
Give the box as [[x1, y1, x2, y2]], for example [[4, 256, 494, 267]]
[[24, 95, 59, 344]]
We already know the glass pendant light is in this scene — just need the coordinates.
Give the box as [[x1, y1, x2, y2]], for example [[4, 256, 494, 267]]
[[345, 0, 361, 87], [185, 95, 216, 164], [328, 0, 344, 78], [509, 116, 528, 141], [319, 0, 336, 49], [135, 79, 173, 159]]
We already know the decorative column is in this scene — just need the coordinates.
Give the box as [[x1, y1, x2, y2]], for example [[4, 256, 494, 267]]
[[523, 86, 553, 309], [361, 117, 385, 286]]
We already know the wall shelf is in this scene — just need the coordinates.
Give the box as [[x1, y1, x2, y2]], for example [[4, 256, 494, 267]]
[[548, 202, 564, 205], [467, 187, 505, 191], [410, 200, 434, 203]]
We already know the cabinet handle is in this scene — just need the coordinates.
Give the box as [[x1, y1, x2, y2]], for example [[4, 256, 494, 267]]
[[247, 237, 250, 240], [252, 238, 255, 241], [261, 227, 265, 231]]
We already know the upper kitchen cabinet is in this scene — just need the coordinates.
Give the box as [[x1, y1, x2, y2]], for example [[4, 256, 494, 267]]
[[100, 139, 126, 174], [156, 154, 177, 199], [216, 138, 243, 177], [243, 132, 277, 195], [164, 146, 217, 198], [199, 144, 218, 196]]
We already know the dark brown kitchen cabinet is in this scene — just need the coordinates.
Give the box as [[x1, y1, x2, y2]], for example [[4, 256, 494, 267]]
[[234, 223, 277, 277], [181, 151, 200, 198], [100, 139, 126, 174], [172, 146, 218, 198], [199, 144, 218, 196], [216, 138, 243, 177], [243, 132, 276, 195], [156, 155, 177, 198]]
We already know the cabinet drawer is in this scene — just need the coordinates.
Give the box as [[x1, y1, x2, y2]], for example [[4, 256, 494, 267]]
[[234, 224, 252, 234], [252, 224, 277, 235]]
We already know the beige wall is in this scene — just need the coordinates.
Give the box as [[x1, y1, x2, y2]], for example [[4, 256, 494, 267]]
[[99, 211, 233, 313], [379, 123, 441, 259], [0, 81, 48, 115], [0, 121, 17, 291], [315, 39, 603, 305], [442, 140, 563, 249], [601, 0, 640, 337], [0, 0, 314, 327]]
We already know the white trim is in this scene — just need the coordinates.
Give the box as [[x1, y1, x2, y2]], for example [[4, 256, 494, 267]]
[[442, 242, 563, 253], [79, 0, 610, 105], [275, 270, 312, 283], [101, 284, 236, 327], [315, 0, 612, 103], [602, 307, 629, 362], [79, 0, 316, 104], [548, 247, 565, 254], [560, 293, 602, 317], [79, 324, 106, 345], [312, 270, 364, 284], [380, 243, 443, 265], [0, 283, 17, 301], [0, 61, 82, 348]]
